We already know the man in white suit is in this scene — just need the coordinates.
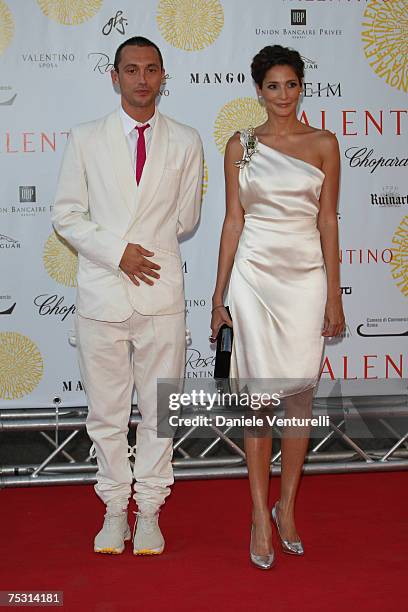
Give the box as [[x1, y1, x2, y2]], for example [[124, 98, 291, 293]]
[[52, 37, 203, 555]]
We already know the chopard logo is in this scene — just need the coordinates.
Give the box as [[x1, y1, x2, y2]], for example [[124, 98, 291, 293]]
[[34, 294, 76, 322], [345, 147, 408, 174]]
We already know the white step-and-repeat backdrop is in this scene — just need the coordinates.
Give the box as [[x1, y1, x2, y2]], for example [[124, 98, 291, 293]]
[[0, 0, 407, 407]]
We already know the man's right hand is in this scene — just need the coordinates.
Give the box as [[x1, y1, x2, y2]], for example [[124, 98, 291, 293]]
[[119, 243, 161, 286]]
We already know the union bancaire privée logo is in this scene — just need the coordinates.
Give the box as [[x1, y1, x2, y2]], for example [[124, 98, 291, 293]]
[[37, 0, 103, 25], [0, 1, 14, 56], [390, 215, 408, 297], [43, 232, 78, 287], [157, 0, 224, 51], [0, 333, 44, 400], [361, 0, 408, 93], [214, 97, 267, 154]]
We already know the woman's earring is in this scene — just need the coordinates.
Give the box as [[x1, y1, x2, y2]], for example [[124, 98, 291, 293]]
[[258, 95, 265, 107]]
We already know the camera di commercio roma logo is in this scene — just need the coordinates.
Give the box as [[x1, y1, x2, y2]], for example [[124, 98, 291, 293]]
[[0, 332, 44, 400], [0, 1, 14, 56], [43, 232, 78, 288], [157, 0, 224, 51], [361, 0, 408, 93], [37, 0, 102, 25], [214, 97, 267, 155]]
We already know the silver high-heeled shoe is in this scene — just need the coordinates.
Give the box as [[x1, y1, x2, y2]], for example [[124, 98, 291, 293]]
[[250, 525, 275, 569], [271, 501, 304, 555]]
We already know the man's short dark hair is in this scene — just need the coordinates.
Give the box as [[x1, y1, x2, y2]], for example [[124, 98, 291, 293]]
[[114, 36, 164, 71]]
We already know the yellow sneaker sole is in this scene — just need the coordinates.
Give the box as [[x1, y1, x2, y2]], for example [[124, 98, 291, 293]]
[[133, 548, 164, 555]]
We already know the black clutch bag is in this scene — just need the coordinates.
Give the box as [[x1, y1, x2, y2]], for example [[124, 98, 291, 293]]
[[213, 306, 233, 379]]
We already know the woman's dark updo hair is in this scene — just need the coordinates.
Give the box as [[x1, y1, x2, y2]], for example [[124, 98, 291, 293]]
[[251, 45, 304, 88]]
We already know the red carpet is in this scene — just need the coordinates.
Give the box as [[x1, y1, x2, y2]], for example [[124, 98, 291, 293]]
[[2, 472, 407, 611]]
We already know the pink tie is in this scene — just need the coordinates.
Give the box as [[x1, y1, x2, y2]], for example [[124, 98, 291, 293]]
[[135, 124, 150, 185]]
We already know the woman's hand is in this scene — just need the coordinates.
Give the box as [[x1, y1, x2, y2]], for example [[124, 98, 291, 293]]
[[322, 296, 345, 338], [210, 306, 233, 343]]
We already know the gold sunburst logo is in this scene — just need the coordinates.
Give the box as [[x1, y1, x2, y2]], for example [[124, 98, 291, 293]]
[[202, 159, 208, 199], [214, 97, 267, 154], [361, 0, 408, 93], [390, 215, 408, 296], [157, 0, 224, 51], [37, 0, 102, 25], [0, 332, 43, 400], [0, 1, 14, 56], [43, 232, 78, 287]]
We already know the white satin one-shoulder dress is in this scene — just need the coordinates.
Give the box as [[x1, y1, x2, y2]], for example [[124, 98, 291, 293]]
[[227, 129, 327, 395]]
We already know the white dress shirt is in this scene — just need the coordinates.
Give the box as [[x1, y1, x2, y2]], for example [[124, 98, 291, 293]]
[[120, 105, 157, 177]]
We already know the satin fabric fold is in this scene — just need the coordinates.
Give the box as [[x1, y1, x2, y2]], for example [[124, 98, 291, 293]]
[[227, 135, 327, 396]]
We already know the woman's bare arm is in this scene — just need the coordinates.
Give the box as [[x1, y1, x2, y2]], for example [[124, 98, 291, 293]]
[[211, 133, 245, 339], [317, 131, 345, 337]]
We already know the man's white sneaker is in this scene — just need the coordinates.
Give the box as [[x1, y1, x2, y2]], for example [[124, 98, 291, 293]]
[[94, 510, 131, 554], [133, 511, 165, 555]]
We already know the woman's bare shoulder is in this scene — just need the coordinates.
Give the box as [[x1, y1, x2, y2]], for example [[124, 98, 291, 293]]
[[225, 131, 244, 156], [304, 128, 339, 160]]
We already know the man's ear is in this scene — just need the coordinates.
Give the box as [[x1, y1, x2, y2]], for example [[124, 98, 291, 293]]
[[111, 68, 118, 85]]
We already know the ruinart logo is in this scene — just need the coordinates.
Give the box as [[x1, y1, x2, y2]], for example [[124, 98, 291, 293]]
[[0, 332, 43, 400], [361, 0, 408, 93], [371, 187, 408, 208], [157, 0, 224, 51], [37, 0, 102, 25], [0, 1, 13, 56], [43, 232, 78, 287], [390, 215, 408, 297], [214, 97, 267, 154]]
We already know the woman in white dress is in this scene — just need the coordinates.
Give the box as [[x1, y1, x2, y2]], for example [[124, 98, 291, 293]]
[[211, 45, 345, 569]]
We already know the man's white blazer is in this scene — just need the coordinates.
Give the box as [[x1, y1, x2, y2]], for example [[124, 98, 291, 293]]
[[52, 108, 203, 321]]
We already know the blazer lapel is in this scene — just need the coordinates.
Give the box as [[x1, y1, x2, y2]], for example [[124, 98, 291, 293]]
[[106, 109, 137, 215], [126, 110, 168, 230]]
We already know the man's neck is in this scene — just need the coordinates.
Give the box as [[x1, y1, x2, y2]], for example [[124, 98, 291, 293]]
[[121, 100, 155, 124]]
